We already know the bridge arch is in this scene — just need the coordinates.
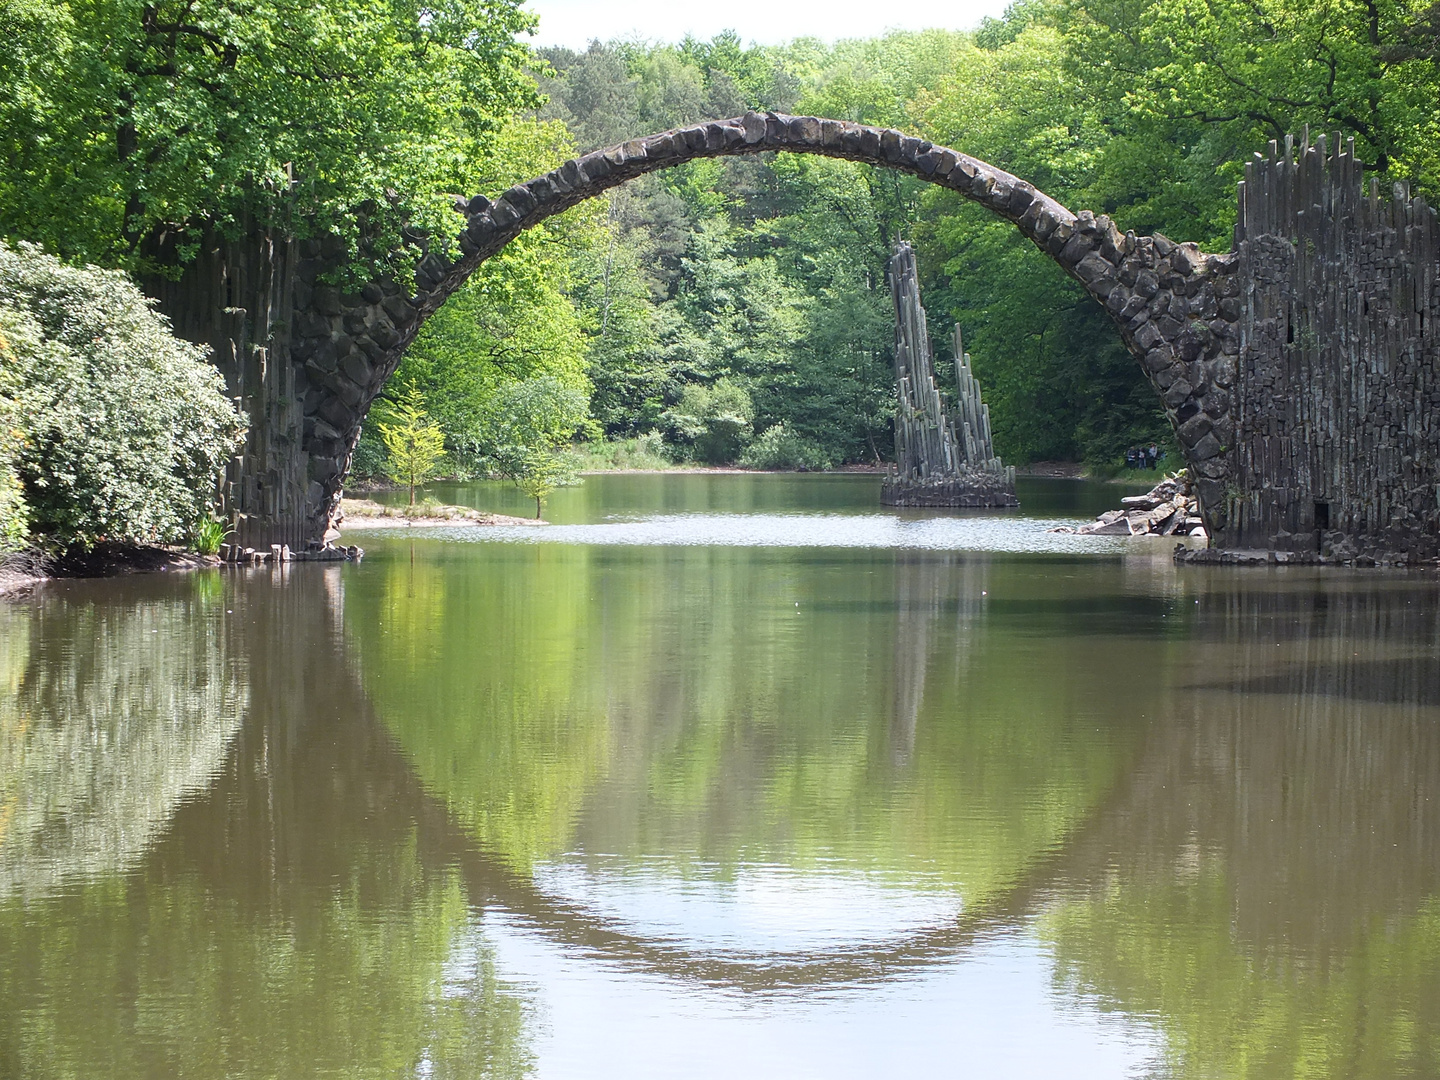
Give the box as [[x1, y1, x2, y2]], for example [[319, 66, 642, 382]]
[[265, 113, 1241, 546]]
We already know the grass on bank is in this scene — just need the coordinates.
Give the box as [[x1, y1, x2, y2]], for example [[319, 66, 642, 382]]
[[568, 434, 676, 472]]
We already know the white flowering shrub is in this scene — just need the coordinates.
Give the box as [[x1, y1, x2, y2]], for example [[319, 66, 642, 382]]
[[0, 312, 28, 555], [0, 243, 245, 550]]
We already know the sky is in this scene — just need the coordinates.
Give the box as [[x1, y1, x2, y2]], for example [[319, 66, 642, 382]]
[[522, 0, 1012, 49]]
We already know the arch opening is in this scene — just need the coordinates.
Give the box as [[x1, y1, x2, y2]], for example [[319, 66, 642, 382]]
[[239, 113, 1240, 547]]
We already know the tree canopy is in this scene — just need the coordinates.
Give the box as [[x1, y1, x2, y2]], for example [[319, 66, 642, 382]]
[[4, 0, 1437, 479], [0, 0, 538, 278]]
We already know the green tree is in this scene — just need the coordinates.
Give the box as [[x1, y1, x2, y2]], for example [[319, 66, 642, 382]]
[[467, 376, 590, 516], [662, 378, 756, 465], [0, 0, 538, 282], [515, 449, 579, 518], [0, 242, 244, 551], [378, 387, 446, 506]]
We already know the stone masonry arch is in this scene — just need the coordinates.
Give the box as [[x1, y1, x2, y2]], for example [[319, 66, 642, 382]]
[[213, 112, 1242, 548]]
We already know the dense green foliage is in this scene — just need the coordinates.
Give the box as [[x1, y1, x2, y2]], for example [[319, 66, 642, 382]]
[[0, 243, 244, 550], [0, 311, 30, 555], [3, 0, 1437, 486], [510, 9, 1438, 468], [0, 0, 538, 281]]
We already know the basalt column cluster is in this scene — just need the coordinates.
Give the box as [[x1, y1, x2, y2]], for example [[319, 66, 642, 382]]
[[880, 243, 1017, 507], [1210, 132, 1440, 564]]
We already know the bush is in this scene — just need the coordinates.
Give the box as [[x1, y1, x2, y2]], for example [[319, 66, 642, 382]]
[[739, 423, 834, 471], [188, 517, 227, 556], [0, 242, 245, 550], [662, 379, 754, 465], [0, 311, 30, 556]]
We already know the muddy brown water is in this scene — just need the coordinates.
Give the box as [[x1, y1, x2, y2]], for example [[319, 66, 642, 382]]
[[3, 475, 1438, 1078]]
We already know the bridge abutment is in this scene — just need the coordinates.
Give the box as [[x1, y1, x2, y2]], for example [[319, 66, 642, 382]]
[[1217, 134, 1440, 563]]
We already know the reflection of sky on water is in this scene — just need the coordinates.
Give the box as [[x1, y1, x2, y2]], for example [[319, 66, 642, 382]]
[[470, 908, 1163, 1079], [373, 511, 1188, 554], [530, 858, 964, 955]]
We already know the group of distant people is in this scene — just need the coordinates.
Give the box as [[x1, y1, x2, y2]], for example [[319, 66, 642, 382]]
[[1126, 444, 1163, 471]]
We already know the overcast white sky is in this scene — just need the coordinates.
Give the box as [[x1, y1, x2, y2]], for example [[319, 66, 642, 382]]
[[522, 0, 1011, 49]]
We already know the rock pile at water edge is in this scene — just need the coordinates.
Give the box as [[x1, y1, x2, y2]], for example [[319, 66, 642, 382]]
[[1053, 473, 1207, 538]]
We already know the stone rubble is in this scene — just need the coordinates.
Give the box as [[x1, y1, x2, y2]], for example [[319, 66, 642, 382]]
[[1051, 472, 1207, 538], [217, 542, 362, 565]]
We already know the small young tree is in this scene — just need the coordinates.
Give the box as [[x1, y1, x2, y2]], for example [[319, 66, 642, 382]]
[[465, 376, 591, 518], [377, 386, 447, 506], [515, 448, 579, 519]]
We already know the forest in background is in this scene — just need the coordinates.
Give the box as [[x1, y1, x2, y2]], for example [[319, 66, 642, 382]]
[[365, 0, 1440, 476], [2, 0, 1437, 495]]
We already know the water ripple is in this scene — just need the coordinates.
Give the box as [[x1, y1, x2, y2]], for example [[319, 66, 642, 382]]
[[408, 512, 1179, 553]]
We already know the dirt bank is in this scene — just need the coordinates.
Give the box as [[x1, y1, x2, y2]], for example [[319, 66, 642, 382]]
[[339, 498, 545, 529]]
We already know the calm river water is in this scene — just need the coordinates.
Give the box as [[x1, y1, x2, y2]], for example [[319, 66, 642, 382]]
[[3, 474, 1439, 1079]]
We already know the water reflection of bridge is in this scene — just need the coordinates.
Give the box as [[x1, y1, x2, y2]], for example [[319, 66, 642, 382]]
[[5, 563, 1440, 1070]]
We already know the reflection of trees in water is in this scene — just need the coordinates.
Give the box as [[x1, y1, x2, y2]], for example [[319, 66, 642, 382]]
[[0, 578, 246, 896], [1043, 578, 1440, 1079], [8, 560, 1440, 1078], [353, 546, 1140, 916], [0, 568, 534, 1080]]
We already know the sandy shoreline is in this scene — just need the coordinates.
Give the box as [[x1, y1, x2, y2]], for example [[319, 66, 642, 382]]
[[338, 498, 545, 530]]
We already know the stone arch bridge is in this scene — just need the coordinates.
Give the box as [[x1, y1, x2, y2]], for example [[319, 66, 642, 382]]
[[159, 113, 1438, 563]]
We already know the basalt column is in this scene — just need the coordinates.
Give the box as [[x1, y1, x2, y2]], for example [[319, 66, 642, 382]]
[[145, 222, 317, 552], [881, 243, 1017, 507], [1215, 132, 1440, 563]]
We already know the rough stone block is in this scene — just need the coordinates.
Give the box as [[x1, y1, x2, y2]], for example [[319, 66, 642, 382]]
[[489, 200, 521, 228], [1156, 315, 1184, 339], [382, 296, 417, 327], [1177, 413, 1213, 447], [313, 287, 343, 316], [341, 353, 372, 386], [576, 152, 610, 182], [1074, 251, 1114, 283], [790, 115, 821, 143], [1163, 379, 1193, 407], [1189, 432, 1223, 461], [1134, 320, 1162, 350], [503, 184, 537, 214], [1008, 184, 1036, 215], [1059, 233, 1088, 264], [643, 132, 679, 159]]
